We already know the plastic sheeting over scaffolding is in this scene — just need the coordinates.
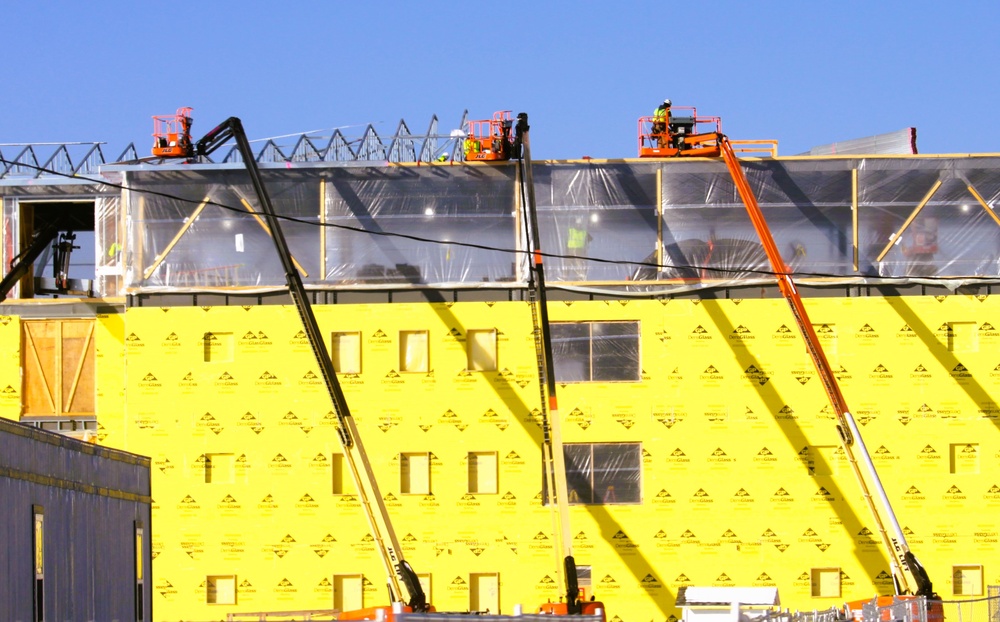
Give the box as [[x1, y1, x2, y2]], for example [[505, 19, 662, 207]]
[[116, 155, 1000, 294]]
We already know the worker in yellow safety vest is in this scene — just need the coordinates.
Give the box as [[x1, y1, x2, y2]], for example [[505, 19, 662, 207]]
[[652, 98, 671, 146], [566, 217, 594, 281], [464, 135, 481, 159]]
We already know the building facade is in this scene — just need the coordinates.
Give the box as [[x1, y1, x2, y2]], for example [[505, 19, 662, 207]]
[[2, 149, 1000, 620]]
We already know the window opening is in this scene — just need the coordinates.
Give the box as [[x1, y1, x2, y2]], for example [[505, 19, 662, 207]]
[[33, 506, 44, 622], [205, 453, 235, 484], [576, 565, 592, 602], [332, 453, 348, 495], [467, 329, 498, 371], [468, 452, 498, 494], [334, 574, 364, 612], [401, 452, 431, 494], [7, 200, 99, 300], [950, 443, 979, 474], [135, 521, 145, 621], [399, 331, 429, 373], [551, 321, 640, 382], [953, 565, 983, 596], [470, 573, 500, 614], [811, 567, 841, 598], [206, 575, 237, 605], [331, 331, 362, 374], [543, 443, 641, 504], [21, 319, 96, 421]]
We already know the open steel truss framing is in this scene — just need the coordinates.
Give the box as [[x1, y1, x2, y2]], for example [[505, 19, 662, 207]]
[[0, 142, 138, 181], [0, 111, 470, 181], [210, 111, 469, 165]]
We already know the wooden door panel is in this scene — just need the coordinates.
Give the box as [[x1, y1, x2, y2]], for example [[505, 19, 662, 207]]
[[22, 320, 95, 416]]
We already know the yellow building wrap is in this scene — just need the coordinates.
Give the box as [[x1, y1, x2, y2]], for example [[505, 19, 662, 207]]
[[0, 314, 21, 419], [6, 294, 1000, 621]]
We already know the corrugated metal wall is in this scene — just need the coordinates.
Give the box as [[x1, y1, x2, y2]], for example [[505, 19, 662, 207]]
[[0, 418, 152, 621]]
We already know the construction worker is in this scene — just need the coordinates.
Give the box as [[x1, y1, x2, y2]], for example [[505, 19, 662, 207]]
[[566, 216, 594, 280], [437, 152, 449, 162], [652, 99, 671, 146], [464, 135, 481, 159]]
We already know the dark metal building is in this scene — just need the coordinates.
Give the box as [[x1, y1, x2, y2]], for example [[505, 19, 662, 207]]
[[0, 417, 152, 622]]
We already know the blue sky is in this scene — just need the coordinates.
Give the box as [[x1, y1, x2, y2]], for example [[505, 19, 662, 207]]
[[3, 1, 999, 160]]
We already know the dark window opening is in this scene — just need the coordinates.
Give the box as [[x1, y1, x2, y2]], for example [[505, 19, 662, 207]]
[[543, 443, 641, 504], [551, 321, 640, 382], [9, 201, 97, 300]]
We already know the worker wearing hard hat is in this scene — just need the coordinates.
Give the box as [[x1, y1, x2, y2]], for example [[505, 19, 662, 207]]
[[463, 135, 481, 159], [652, 99, 671, 146], [437, 152, 449, 162]]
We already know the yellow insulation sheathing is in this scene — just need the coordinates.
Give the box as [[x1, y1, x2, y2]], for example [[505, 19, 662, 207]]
[[14, 294, 1000, 620]]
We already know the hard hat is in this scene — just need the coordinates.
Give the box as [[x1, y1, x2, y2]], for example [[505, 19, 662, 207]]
[[663, 99, 671, 106], [442, 152, 449, 157]]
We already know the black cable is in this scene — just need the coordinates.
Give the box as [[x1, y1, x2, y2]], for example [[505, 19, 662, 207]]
[[4, 156, 998, 283]]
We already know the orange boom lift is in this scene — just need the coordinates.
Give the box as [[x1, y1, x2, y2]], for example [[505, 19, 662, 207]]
[[151, 107, 194, 158], [464, 110, 515, 161], [639, 104, 941, 621], [638, 105, 722, 157]]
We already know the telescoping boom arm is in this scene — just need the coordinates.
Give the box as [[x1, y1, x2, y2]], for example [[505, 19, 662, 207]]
[[514, 114, 606, 621], [195, 117, 429, 613], [718, 136, 935, 600]]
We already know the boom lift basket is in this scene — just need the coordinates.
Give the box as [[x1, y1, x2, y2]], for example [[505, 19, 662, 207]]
[[152, 107, 194, 158], [638, 106, 722, 157], [464, 111, 514, 161]]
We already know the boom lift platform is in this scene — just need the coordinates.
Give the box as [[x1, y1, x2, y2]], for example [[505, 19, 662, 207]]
[[157, 110, 430, 620], [464, 111, 515, 161], [637, 103, 941, 619], [638, 106, 723, 157], [514, 113, 607, 621], [152, 107, 194, 158]]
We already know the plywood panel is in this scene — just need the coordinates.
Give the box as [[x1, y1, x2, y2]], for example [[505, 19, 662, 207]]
[[22, 320, 95, 416]]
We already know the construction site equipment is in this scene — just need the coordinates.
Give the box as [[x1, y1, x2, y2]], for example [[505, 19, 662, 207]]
[[0, 213, 75, 302], [464, 111, 514, 161], [715, 134, 941, 620], [514, 113, 607, 622], [639, 101, 940, 618], [152, 107, 194, 158], [188, 115, 430, 621], [638, 105, 723, 157]]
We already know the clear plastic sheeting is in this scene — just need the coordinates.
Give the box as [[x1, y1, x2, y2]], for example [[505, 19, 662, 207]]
[[551, 321, 641, 382], [652, 158, 855, 282], [117, 155, 1000, 293], [543, 442, 642, 505], [324, 165, 517, 285], [124, 166, 516, 290], [94, 194, 122, 296], [857, 158, 1000, 278], [127, 169, 323, 288], [532, 163, 658, 282]]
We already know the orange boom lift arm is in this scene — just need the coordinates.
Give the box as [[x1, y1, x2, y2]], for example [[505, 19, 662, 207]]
[[717, 135, 939, 615]]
